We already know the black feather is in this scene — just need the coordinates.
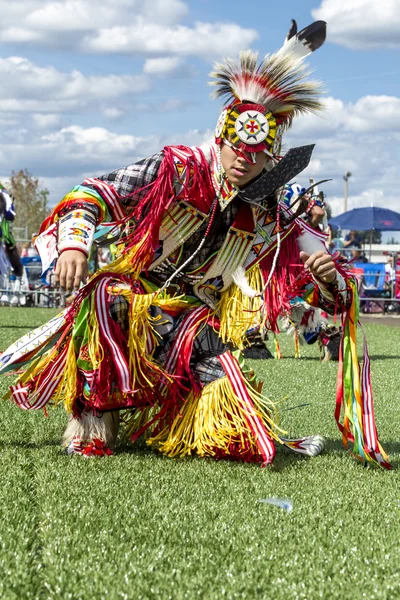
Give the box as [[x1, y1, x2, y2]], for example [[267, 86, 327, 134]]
[[297, 20, 327, 53], [286, 19, 297, 42]]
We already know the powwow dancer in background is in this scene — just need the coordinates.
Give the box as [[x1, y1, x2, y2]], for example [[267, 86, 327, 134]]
[[0, 20, 390, 468], [0, 182, 24, 304], [282, 182, 342, 360]]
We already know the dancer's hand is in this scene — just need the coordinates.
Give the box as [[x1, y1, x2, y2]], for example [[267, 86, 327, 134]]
[[55, 250, 88, 291], [300, 250, 337, 284]]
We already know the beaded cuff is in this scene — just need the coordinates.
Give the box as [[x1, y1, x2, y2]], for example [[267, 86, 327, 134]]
[[58, 209, 96, 257]]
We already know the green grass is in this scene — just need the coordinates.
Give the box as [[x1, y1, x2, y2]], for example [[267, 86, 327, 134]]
[[0, 307, 399, 600]]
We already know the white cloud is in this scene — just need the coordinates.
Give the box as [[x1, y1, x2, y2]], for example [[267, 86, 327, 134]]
[[42, 125, 143, 157], [0, 0, 188, 32], [84, 21, 258, 57], [1, 27, 43, 42], [39, 125, 212, 166], [144, 57, 186, 77], [0, 56, 151, 113], [32, 113, 62, 129], [282, 93, 400, 214], [103, 107, 124, 120], [289, 95, 400, 136], [312, 0, 400, 50], [0, 1, 258, 58]]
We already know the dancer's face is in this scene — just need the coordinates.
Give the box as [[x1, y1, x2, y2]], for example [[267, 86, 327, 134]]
[[220, 142, 269, 188]]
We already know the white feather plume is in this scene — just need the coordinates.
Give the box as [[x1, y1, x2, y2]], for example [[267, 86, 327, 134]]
[[232, 266, 258, 297], [209, 50, 323, 120], [279, 20, 327, 61], [278, 33, 317, 60]]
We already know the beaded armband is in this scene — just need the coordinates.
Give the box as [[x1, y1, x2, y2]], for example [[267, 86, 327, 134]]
[[57, 209, 96, 257]]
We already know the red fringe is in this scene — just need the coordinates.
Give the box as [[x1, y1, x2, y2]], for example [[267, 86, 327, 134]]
[[40, 145, 215, 272], [119, 145, 215, 272], [259, 224, 304, 332], [211, 439, 265, 464]]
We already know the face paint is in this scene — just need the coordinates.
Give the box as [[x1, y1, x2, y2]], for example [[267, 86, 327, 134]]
[[223, 139, 257, 165]]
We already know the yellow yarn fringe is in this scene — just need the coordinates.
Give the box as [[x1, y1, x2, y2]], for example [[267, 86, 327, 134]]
[[273, 335, 282, 359], [124, 405, 158, 440], [217, 265, 264, 348], [100, 230, 151, 277], [294, 330, 300, 359], [127, 291, 161, 388], [109, 286, 188, 393], [53, 340, 78, 412], [87, 307, 103, 370], [147, 374, 285, 459]]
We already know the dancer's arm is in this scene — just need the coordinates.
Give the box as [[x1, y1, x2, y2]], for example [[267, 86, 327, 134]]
[[300, 250, 337, 284], [46, 154, 164, 290], [298, 249, 350, 314]]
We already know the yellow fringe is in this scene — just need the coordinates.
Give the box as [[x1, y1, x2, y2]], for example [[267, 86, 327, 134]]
[[127, 291, 159, 388], [87, 307, 103, 371], [3, 343, 68, 407], [146, 392, 199, 457], [147, 375, 286, 459], [112, 286, 188, 392], [217, 265, 264, 348], [100, 230, 151, 277], [294, 330, 300, 359], [124, 405, 159, 440], [274, 335, 282, 359], [53, 340, 78, 412]]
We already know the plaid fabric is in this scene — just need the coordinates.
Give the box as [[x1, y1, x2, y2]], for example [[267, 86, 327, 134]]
[[193, 356, 225, 385], [97, 152, 164, 208], [109, 295, 226, 384], [191, 323, 227, 384], [109, 294, 129, 330]]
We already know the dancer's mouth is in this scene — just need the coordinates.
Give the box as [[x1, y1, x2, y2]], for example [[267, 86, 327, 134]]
[[232, 167, 249, 177]]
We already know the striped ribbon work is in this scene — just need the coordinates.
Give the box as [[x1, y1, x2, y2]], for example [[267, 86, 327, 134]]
[[218, 351, 276, 465]]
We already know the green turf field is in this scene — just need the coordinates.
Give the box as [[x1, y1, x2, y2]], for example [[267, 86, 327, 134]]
[[0, 307, 399, 600]]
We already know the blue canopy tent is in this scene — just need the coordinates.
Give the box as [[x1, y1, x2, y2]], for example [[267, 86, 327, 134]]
[[329, 206, 400, 232], [329, 206, 400, 260], [330, 206, 400, 312]]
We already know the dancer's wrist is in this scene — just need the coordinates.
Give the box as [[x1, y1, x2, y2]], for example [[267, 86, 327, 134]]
[[57, 209, 96, 257]]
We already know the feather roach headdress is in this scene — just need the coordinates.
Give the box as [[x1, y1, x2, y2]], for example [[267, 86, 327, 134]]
[[210, 20, 327, 157]]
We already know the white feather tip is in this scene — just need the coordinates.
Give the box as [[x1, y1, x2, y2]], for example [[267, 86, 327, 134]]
[[232, 266, 259, 297]]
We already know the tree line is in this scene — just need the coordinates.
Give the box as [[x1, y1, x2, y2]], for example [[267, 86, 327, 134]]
[[6, 169, 49, 242]]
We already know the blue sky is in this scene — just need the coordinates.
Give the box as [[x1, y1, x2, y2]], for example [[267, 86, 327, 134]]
[[0, 0, 399, 238]]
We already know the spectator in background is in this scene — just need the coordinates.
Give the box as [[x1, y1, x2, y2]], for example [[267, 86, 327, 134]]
[[21, 242, 30, 258], [343, 230, 363, 249], [343, 230, 366, 262], [351, 249, 368, 264], [27, 242, 39, 258]]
